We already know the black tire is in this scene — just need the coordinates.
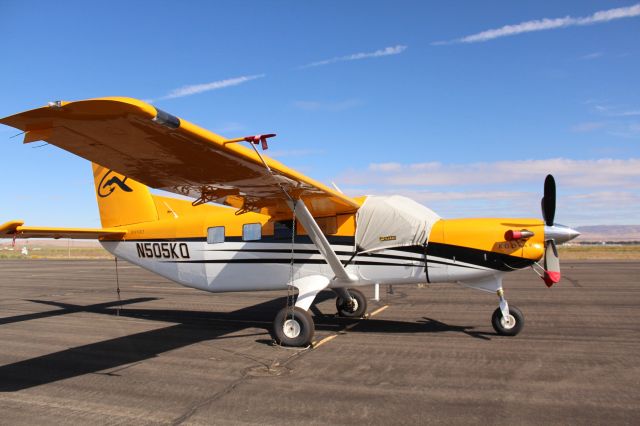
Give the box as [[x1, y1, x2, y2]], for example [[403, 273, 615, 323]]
[[273, 306, 315, 347], [491, 305, 524, 336], [336, 288, 367, 318]]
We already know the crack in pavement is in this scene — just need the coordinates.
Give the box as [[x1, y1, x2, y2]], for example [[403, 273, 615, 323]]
[[170, 348, 308, 425], [168, 301, 394, 424]]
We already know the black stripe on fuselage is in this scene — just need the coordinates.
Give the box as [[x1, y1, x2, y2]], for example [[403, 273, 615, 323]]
[[207, 248, 422, 262], [122, 238, 534, 271], [160, 258, 420, 267], [200, 248, 479, 270], [423, 243, 534, 271]]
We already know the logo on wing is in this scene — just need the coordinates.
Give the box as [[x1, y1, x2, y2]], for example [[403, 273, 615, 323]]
[[98, 170, 133, 198]]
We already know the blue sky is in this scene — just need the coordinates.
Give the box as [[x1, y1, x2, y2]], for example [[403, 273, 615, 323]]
[[1, 0, 639, 228]]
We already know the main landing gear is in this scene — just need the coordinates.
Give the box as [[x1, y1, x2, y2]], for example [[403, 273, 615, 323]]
[[336, 288, 367, 318], [273, 306, 315, 347], [272, 286, 368, 347]]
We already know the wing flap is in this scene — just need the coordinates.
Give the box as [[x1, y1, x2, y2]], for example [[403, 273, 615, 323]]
[[1, 98, 361, 217], [0, 221, 126, 240]]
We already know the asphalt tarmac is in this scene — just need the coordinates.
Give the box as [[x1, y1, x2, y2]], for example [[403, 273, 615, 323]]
[[0, 259, 638, 425]]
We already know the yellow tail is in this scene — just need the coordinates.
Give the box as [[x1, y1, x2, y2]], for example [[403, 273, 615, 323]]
[[92, 163, 158, 228]]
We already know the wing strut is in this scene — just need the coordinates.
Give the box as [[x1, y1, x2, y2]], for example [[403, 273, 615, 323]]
[[241, 138, 355, 284], [288, 199, 356, 284]]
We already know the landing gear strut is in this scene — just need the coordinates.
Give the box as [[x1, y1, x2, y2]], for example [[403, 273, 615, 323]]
[[464, 278, 525, 337], [491, 287, 524, 336], [335, 288, 367, 318]]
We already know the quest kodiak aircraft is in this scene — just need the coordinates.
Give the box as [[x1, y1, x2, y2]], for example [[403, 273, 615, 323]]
[[0, 98, 580, 346]]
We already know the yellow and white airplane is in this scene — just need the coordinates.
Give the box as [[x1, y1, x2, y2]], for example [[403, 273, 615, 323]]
[[0, 98, 579, 346]]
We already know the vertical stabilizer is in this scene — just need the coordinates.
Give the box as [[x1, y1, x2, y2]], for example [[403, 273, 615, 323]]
[[92, 163, 158, 228]]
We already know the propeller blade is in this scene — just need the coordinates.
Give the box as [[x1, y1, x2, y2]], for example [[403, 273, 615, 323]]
[[542, 239, 561, 287], [541, 174, 556, 226]]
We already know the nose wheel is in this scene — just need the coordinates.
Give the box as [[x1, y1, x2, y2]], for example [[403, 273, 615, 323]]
[[336, 288, 367, 318], [491, 305, 524, 336]]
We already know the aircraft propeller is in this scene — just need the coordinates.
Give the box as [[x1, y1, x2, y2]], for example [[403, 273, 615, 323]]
[[540, 174, 580, 287]]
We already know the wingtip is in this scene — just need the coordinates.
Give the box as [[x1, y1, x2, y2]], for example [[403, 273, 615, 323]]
[[0, 220, 25, 235]]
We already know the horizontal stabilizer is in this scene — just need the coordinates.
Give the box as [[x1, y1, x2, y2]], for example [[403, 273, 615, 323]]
[[0, 220, 126, 240]]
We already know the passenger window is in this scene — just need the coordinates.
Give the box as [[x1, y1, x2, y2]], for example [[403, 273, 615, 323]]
[[274, 220, 295, 240], [294, 217, 337, 236], [243, 223, 262, 241], [316, 216, 337, 235], [207, 226, 225, 244]]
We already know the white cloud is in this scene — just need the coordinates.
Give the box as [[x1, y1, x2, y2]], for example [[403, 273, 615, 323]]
[[340, 158, 640, 189], [570, 121, 606, 132], [580, 51, 604, 60], [268, 148, 325, 159], [300, 45, 407, 68], [383, 190, 529, 203], [569, 191, 640, 203], [370, 162, 404, 172], [590, 103, 640, 117], [434, 4, 640, 44], [153, 74, 265, 101], [337, 159, 640, 225], [608, 122, 640, 138], [612, 110, 640, 117], [212, 122, 245, 135], [582, 103, 640, 138], [293, 99, 362, 112], [563, 191, 640, 225]]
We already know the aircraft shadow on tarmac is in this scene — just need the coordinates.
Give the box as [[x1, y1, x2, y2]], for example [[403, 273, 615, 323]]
[[0, 291, 492, 392]]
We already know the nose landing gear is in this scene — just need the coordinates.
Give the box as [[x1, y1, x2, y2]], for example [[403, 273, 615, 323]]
[[491, 305, 524, 336], [464, 278, 525, 337]]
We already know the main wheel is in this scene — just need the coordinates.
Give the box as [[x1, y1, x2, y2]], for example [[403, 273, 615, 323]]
[[491, 305, 524, 336], [336, 288, 367, 318], [273, 306, 315, 347]]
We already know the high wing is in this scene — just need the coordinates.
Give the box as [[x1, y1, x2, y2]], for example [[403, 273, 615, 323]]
[[0, 98, 361, 218], [0, 221, 126, 240]]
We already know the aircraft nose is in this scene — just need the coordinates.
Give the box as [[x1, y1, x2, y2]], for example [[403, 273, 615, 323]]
[[544, 224, 581, 244]]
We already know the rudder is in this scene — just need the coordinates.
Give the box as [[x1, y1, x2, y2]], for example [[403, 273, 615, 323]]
[[92, 163, 158, 228]]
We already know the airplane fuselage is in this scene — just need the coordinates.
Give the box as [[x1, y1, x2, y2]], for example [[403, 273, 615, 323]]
[[101, 215, 545, 294]]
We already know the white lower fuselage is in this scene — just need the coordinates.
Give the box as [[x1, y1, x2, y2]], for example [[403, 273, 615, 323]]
[[101, 240, 500, 293]]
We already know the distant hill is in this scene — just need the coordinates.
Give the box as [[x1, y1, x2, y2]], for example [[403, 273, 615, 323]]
[[576, 225, 640, 242], [0, 239, 101, 248]]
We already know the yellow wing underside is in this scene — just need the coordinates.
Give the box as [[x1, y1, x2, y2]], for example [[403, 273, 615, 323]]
[[0, 221, 126, 240], [0, 97, 361, 218]]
